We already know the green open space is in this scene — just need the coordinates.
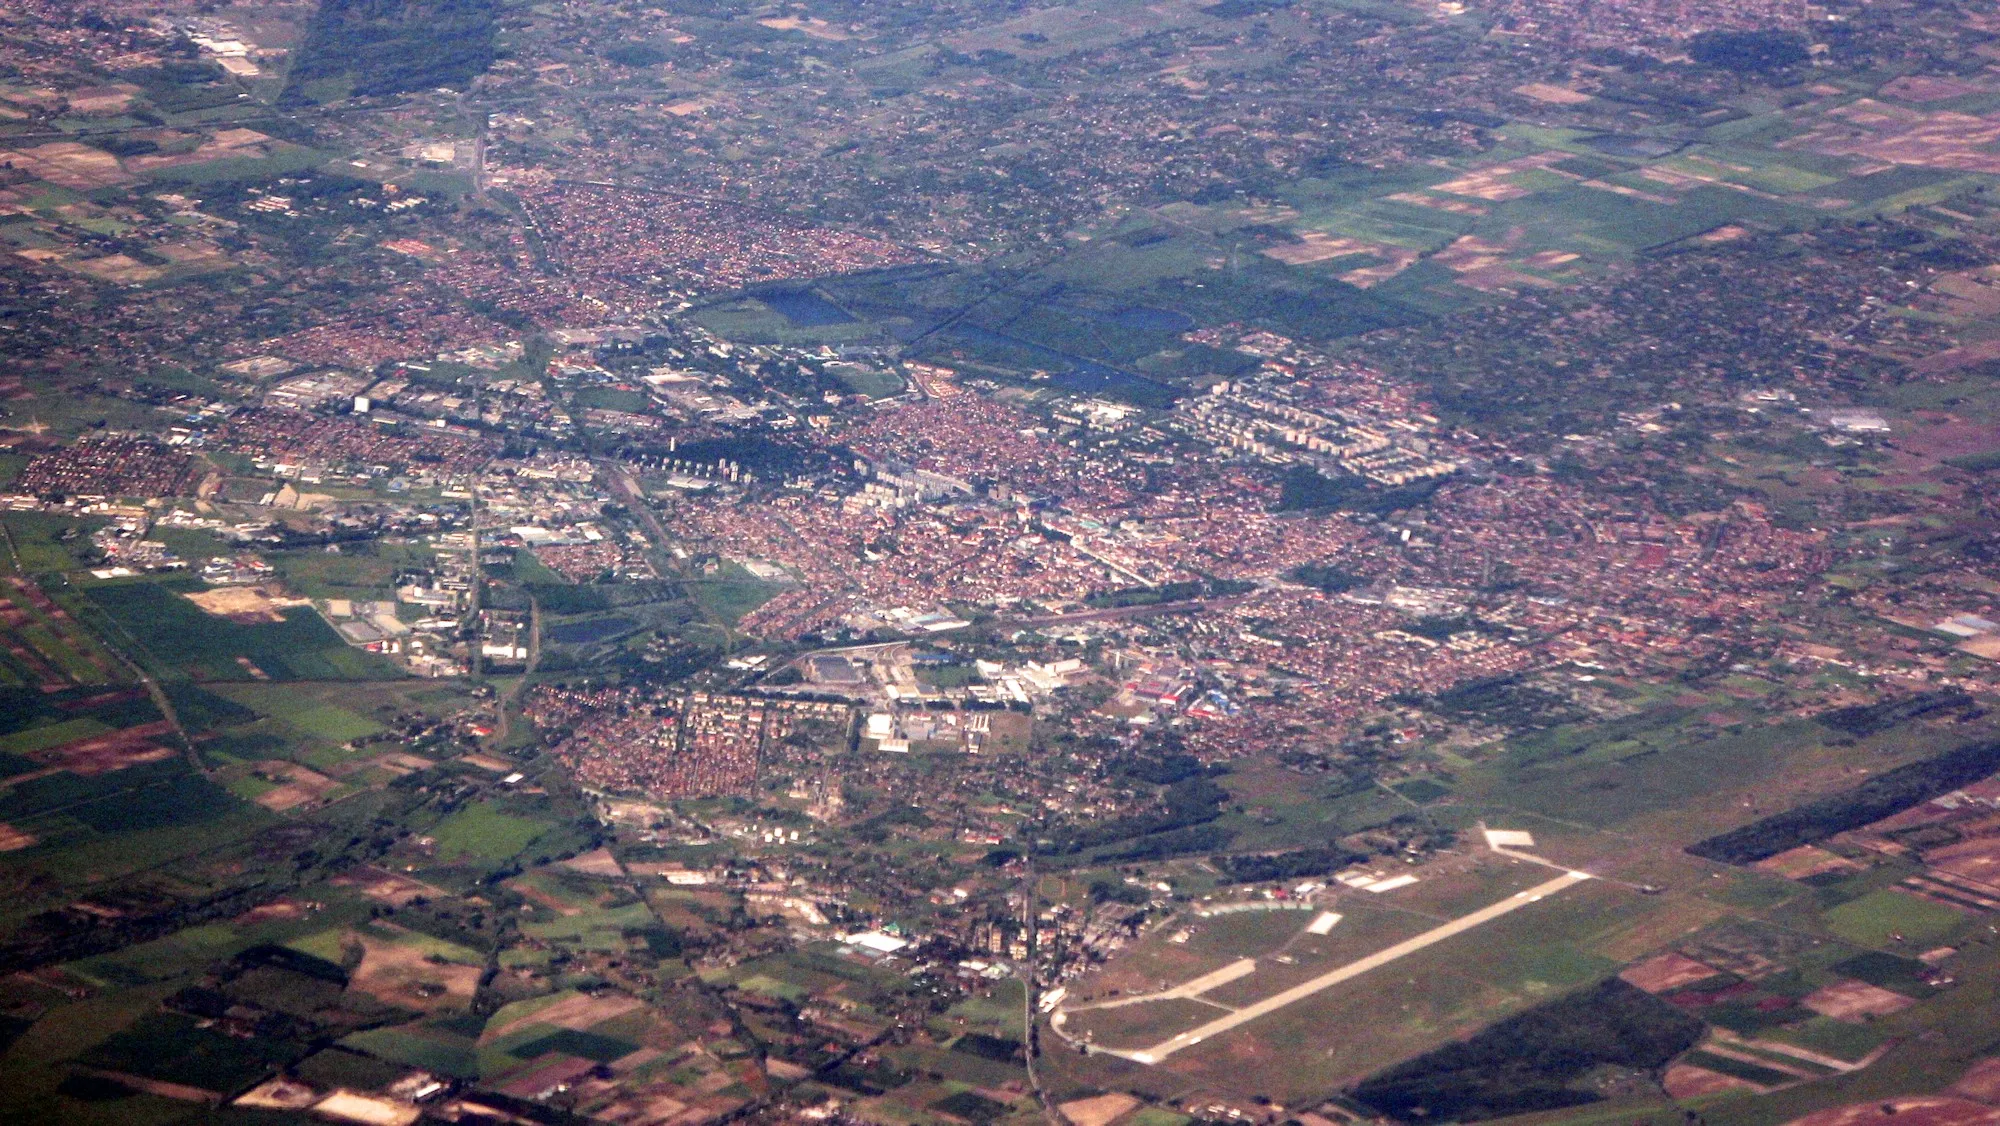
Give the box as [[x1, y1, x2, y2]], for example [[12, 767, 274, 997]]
[[340, 1022, 481, 1078], [689, 565, 783, 625], [427, 800, 551, 863], [0, 514, 103, 575], [80, 578, 400, 682], [0, 717, 112, 756], [1819, 888, 1969, 949], [269, 541, 437, 600], [211, 683, 388, 744], [520, 900, 657, 952]]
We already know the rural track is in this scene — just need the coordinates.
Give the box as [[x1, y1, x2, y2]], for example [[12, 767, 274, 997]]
[[1020, 854, 1072, 1126]]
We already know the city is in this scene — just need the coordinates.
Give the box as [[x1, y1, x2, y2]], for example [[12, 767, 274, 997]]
[[3, 0, 2000, 1125]]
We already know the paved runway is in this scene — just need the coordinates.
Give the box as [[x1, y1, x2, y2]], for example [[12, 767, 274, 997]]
[[1104, 869, 1593, 1064]]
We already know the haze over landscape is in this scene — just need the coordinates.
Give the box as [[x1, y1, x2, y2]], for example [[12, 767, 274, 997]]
[[6, 0, 2000, 1125]]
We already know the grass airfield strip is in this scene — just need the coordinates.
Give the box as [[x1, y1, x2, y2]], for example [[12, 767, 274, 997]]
[[1084, 869, 1594, 1064]]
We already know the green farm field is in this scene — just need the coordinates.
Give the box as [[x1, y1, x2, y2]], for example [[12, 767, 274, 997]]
[[427, 800, 550, 863], [1820, 888, 1970, 948], [80, 578, 400, 682], [210, 682, 387, 743]]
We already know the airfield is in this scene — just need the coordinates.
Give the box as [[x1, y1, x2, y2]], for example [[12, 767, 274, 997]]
[[1055, 861, 1595, 1065], [1056, 832, 1600, 1072]]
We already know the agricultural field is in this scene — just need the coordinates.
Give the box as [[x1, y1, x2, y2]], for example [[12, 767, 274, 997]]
[[0, 734, 682, 1121], [426, 799, 559, 864], [80, 577, 401, 682], [0, 578, 122, 691]]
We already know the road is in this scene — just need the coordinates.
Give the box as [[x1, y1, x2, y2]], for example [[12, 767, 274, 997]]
[[1098, 870, 1593, 1064], [1009, 593, 1256, 627], [1020, 856, 1071, 1126], [494, 592, 542, 744]]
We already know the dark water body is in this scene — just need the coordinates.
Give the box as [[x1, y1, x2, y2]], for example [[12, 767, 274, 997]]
[[760, 288, 855, 327]]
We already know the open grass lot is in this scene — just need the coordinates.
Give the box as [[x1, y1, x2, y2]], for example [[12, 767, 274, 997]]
[[268, 541, 437, 601], [507, 864, 621, 915], [890, 1042, 1030, 1089], [1820, 888, 1971, 949], [933, 979, 1025, 1039], [688, 562, 784, 625], [138, 143, 333, 184], [1216, 759, 1411, 851], [519, 900, 655, 953], [427, 800, 550, 863], [0, 514, 103, 576], [1766, 1016, 1890, 1064], [274, 703, 384, 744], [707, 945, 918, 1019], [835, 366, 906, 399], [0, 395, 163, 445], [209, 682, 386, 744], [340, 1022, 481, 1078], [227, 677, 473, 722]]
